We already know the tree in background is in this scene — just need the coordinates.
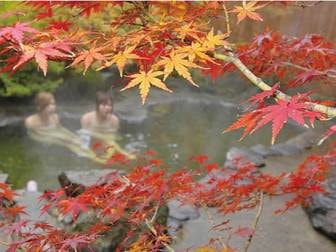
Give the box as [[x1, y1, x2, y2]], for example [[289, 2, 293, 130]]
[[0, 1, 335, 251]]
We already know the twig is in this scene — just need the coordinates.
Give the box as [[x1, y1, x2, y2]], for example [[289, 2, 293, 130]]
[[214, 52, 336, 118], [145, 219, 175, 252], [244, 192, 264, 252], [150, 204, 160, 223], [281, 61, 336, 80], [202, 203, 228, 250], [222, 3, 231, 35]]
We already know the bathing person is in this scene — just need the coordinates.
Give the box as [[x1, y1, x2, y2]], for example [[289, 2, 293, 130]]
[[25, 91, 59, 130], [25, 92, 105, 164], [80, 91, 134, 159], [81, 91, 120, 134]]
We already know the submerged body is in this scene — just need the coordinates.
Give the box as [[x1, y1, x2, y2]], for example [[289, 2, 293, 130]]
[[25, 92, 106, 164]]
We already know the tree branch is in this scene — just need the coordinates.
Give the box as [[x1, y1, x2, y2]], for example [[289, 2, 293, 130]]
[[214, 52, 336, 118], [244, 192, 264, 252]]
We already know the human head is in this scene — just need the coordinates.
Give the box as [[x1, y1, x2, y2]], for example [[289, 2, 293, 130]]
[[34, 91, 56, 113], [96, 91, 113, 115]]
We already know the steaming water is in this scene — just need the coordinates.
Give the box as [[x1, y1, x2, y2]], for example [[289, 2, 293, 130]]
[[0, 99, 304, 190]]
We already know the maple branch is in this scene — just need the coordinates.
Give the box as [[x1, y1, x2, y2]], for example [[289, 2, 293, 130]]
[[244, 192, 264, 252], [214, 52, 336, 118]]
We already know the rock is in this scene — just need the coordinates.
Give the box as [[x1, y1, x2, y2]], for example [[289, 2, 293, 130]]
[[225, 147, 265, 168], [167, 216, 183, 236], [251, 144, 282, 158], [270, 143, 302, 156], [61, 169, 126, 188], [58, 172, 85, 197], [0, 115, 24, 127], [166, 200, 199, 236], [304, 171, 336, 240], [285, 130, 319, 150], [168, 199, 200, 221]]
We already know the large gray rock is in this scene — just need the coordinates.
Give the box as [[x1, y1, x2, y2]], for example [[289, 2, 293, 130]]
[[225, 147, 265, 168], [250, 144, 282, 158], [168, 199, 200, 221], [62, 169, 126, 187], [284, 130, 319, 150], [304, 172, 336, 240], [167, 199, 200, 236], [270, 143, 302, 156]]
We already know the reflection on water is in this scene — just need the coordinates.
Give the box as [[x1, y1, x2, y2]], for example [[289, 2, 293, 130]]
[[0, 101, 304, 190]]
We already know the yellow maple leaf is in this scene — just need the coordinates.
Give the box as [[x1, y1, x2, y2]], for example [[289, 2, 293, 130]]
[[231, 1, 264, 24], [177, 43, 216, 63], [203, 28, 229, 50], [175, 22, 202, 42], [102, 46, 140, 77], [155, 50, 200, 86], [121, 70, 172, 104]]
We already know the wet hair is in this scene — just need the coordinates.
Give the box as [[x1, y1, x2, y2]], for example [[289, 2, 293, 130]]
[[34, 92, 54, 111], [96, 91, 113, 111]]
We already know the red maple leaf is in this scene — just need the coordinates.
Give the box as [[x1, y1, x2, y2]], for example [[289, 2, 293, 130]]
[[254, 94, 322, 144], [288, 69, 325, 87], [36, 6, 53, 20], [0, 22, 38, 44], [201, 60, 227, 81], [13, 40, 73, 75], [191, 154, 209, 164], [224, 111, 263, 140], [225, 94, 322, 144], [60, 234, 97, 251], [246, 82, 279, 105], [48, 20, 72, 31], [233, 226, 255, 238], [5, 205, 27, 218], [0, 182, 15, 202], [57, 198, 88, 220]]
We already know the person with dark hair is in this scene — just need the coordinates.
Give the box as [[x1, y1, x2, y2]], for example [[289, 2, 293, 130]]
[[79, 91, 134, 159], [80, 91, 120, 133]]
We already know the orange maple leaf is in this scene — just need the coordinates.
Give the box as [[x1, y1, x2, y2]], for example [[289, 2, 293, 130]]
[[121, 70, 172, 104], [69, 43, 106, 74], [231, 1, 264, 24]]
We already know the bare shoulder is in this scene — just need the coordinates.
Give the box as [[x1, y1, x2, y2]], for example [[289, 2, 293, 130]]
[[24, 114, 38, 129], [81, 111, 95, 128]]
